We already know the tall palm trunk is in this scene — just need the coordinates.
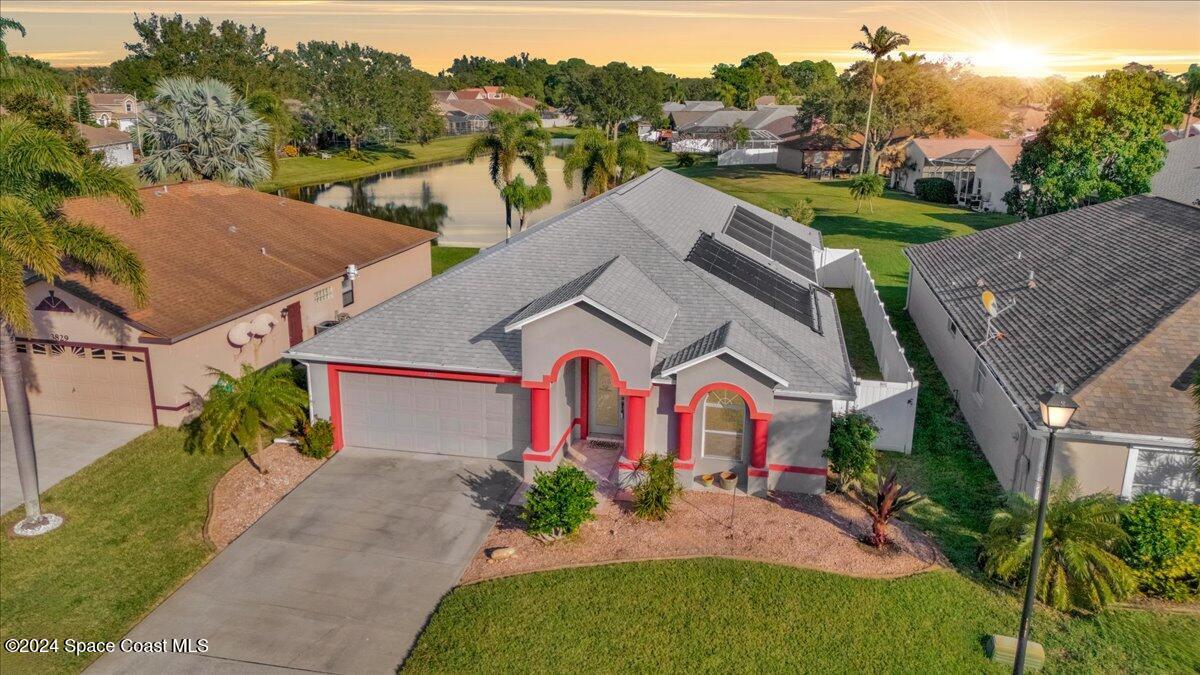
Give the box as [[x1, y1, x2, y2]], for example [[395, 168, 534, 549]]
[[504, 194, 513, 242], [1, 320, 57, 532], [859, 58, 880, 174]]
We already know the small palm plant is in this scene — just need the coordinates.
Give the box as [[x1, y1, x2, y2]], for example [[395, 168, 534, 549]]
[[139, 76, 271, 187], [848, 173, 885, 213], [500, 175, 552, 232], [187, 363, 309, 474], [851, 469, 923, 548], [466, 110, 550, 238], [981, 478, 1136, 612]]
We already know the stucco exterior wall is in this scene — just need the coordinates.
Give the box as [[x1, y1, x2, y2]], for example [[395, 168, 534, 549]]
[[673, 354, 777, 417], [972, 149, 1015, 213], [14, 244, 431, 426], [1053, 438, 1129, 496], [518, 303, 657, 391], [776, 145, 805, 173], [891, 144, 929, 192], [96, 143, 135, 167], [550, 359, 577, 451], [907, 266, 1036, 492], [768, 397, 831, 493]]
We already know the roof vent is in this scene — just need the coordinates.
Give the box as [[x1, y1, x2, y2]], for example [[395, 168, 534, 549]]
[[228, 225, 237, 234], [260, 246, 267, 255]]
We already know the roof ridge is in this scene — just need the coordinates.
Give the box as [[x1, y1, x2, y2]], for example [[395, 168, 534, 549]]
[[607, 188, 849, 393]]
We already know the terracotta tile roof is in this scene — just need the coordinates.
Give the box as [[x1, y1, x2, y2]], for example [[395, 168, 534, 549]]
[[86, 92, 135, 107], [74, 122, 131, 148], [446, 99, 495, 117], [57, 181, 435, 342]]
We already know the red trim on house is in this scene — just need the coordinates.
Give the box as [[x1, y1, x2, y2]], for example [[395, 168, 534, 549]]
[[15, 337, 159, 426], [524, 417, 581, 462], [751, 417, 769, 470], [622, 391, 648, 465], [155, 401, 191, 412], [530, 387, 550, 453], [673, 460, 695, 470], [676, 409, 694, 463], [674, 381, 772, 421], [748, 467, 769, 478], [617, 458, 639, 471], [324, 362, 520, 452], [768, 463, 828, 476], [522, 349, 650, 396], [579, 357, 590, 439]]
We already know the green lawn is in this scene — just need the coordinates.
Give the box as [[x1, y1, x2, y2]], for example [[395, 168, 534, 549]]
[[831, 288, 883, 380], [0, 428, 239, 674], [257, 134, 482, 192], [432, 245, 480, 275], [404, 560, 1200, 674]]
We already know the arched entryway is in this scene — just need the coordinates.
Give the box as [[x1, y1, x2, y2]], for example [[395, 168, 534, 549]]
[[674, 382, 771, 483]]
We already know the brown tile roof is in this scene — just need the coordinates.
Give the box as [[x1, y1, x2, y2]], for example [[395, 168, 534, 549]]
[[57, 181, 435, 342], [454, 88, 486, 100], [1072, 293, 1200, 439], [488, 97, 534, 113], [447, 99, 494, 117], [87, 92, 135, 106], [74, 122, 132, 148]]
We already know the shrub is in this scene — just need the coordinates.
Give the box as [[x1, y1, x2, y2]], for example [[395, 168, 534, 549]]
[[676, 152, 697, 167], [913, 177, 957, 204], [852, 469, 923, 548], [521, 464, 597, 541], [282, 144, 299, 157], [848, 173, 885, 213], [824, 412, 878, 492], [1120, 495, 1200, 601], [776, 197, 816, 226], [981, 479, 1135, 613], [299, 419, 334, 459], [633, 454, 681, 520]]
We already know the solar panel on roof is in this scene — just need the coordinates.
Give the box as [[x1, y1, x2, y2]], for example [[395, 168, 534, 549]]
[[723, 206, 817, 280], [685, 233, 818, 332]]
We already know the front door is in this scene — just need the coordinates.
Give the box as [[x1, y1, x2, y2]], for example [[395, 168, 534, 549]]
[[589, 361, 623, 436]]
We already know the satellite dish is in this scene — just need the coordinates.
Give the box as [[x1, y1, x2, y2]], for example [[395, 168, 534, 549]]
[[228, 322, 252, 347], [981, 290, 998, 317], [249, 313, 275, 336]]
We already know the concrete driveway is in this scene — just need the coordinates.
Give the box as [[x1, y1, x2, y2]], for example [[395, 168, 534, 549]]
[[1, 414, 150, 514], [90, 447, 520, 674]]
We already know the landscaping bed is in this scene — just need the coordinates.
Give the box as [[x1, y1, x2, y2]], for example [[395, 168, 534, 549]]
[[205, 443, 325, 550], [464, 488, 943, 584]]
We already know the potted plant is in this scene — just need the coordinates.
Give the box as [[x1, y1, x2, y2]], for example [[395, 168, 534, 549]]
[[718, 471, 737, 490], [699, 473, 715, 487]]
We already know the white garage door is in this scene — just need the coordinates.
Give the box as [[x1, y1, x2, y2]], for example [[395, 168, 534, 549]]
[[339, 372, 529, 459], [0, 343, 154, 425]]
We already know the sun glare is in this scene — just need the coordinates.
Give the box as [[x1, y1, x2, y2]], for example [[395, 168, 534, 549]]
[[973, 41, 1052, 78]]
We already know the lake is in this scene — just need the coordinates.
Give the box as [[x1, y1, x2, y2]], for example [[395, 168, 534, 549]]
[[281, 155, 582, 248]]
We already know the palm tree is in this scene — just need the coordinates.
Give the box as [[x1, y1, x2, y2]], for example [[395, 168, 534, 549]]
[[981, 478, 1136, 612], [851, 469, 923, 548], [1178, 64, 1200, 139], [246, 89, 295, 175], [562, 128, 649, 199], [848, 173, 884, 213], [465, 110, 550, 241], [851, 25, 910, 173], [186, 363, 308, 474], [0, 18, 63, 104], [500, 175, 553, 232], [139, 77, 271, 188], [0, 115, 146, 535]]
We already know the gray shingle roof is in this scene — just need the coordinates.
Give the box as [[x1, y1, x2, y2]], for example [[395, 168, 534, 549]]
[[290, 168, 854, 398], [659, 320, 791, 384], [906, 195, 1200, 429], [1151, 135, 1200, 206], [505, 255, 678, 341]]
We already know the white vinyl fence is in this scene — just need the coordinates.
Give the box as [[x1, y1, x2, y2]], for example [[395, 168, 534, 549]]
[[818, 248, 919, 453], [717, 147, 778, 166]]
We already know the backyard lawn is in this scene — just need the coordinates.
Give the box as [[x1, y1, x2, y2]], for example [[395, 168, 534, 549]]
[[405, 559, 1200, 674], [256, 134, 482, 192], [432, 245, 480, 275], [0, 428, 239, 675]]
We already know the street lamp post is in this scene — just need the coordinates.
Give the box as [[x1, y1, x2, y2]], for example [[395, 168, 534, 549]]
[[1013, 383, 1078, 674]]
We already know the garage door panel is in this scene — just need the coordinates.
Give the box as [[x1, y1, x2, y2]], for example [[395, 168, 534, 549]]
[[339, 373, 528, 459], [0, 344, 152, 425]]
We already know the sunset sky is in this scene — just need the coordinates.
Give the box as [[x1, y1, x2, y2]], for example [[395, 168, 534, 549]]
[[4, 1, 1198, 79]]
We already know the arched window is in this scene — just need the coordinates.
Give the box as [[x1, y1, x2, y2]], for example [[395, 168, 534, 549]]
[[702, 389, 747, 459], [125, 100, 133, 112]]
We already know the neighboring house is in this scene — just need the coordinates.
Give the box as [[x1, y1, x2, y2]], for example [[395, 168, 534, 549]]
[[1162, 122, 1200, 142], [1007, 104, 1048, 138], [74, 122, 134, 167], [890, 135, 1022, 213], [86, 92, 142, 132], [438, 87, 568, 132], [289, 169, 909, 496], [1, 182, 436, 427], [672, 105, 801, 157], [777, 128, 866, 176], [905, 195, 1200, 503], [754, 95, 778, 108], [1151, 134, 1200, 206]]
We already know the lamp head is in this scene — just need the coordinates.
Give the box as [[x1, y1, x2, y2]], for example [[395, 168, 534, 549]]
[[1038, 382, 1078, 430]]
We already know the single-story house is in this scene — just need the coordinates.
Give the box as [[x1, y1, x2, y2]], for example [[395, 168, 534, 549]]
[[290, 168, 883, 496], [890, 135, 1022, 213], [672, 106, 801, 155], [905, 195, 1200, 503], [776, 128, 866, 176], [74, 122, 134, 167], [2, 182, 436, 427]]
